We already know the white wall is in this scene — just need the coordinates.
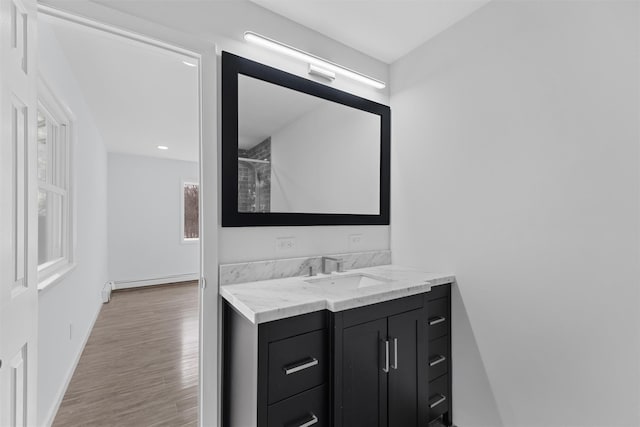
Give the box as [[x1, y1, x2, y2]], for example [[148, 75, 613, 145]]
[[391, 2, 639, 426], [108, 153, 199, 284], [37, 19, 109, 426], [270, 103, 380, 214]]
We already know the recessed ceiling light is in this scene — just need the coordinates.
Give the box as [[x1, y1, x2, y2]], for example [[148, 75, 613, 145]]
[[182, 60, 197, 67], [157, 145, 169, 150]]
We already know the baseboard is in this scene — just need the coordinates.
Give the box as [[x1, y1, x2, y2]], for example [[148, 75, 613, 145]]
[[112, 273, 199, 290], [43, 298, 103, 427]]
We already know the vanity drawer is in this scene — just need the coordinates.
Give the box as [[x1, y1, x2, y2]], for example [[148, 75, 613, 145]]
[[268, 329, 328, 404], [428, 335, 449, 381], [268, 384, 328, 427], [427, 297, 449, 340], [427, 374, 450, 422]]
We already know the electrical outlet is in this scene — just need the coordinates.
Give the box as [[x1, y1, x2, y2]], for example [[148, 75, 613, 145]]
[[276, 237, 296, 253], [349, 234, 364, 249]]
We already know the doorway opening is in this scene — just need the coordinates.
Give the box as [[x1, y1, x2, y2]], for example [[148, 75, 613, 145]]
[[37, 9, 202, 426]]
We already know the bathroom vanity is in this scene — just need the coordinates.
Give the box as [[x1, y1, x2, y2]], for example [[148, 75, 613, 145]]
[[221, 264, 454, 427], [219, 51, 447, 427]]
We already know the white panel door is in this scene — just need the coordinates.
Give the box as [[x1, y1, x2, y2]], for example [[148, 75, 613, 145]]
[[0, 0, 38, 425]]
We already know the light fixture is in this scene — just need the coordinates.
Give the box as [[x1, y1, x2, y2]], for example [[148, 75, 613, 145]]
[[182, 60, 197, 67], [243, 31, 386, 90], [308, 64, 335, 82], [157, 145, 169, 150]]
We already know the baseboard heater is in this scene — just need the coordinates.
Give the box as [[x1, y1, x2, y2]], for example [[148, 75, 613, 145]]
[[111, 273, 199, 291], [102, 281, 113, 303]]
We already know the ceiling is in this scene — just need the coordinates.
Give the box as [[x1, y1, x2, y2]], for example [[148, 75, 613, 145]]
[[40, 14, 199, 162], [39, 1, 490, 162], [87, 0, 490, 65], [249, 0, 491, 63]]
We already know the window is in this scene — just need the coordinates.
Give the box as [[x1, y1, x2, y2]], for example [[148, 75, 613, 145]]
[[37, 80, 74, 288], [182, 181, 199, 242]]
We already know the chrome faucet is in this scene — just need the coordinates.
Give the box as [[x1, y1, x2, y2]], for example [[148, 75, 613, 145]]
[[322, 256, 344, 274]]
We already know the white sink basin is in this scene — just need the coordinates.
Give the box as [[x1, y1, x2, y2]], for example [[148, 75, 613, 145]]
[[305, 273, 391, 289]]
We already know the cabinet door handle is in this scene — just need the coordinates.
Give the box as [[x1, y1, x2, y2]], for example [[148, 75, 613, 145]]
[[391, 337, 398, 370], [297, 414, 318, 427], [283, 357, 318, 375], [429, 316, 446, 326], [381, 339, 389, 373], [429, 394, 447, 408], [429, 355, 447, 366]]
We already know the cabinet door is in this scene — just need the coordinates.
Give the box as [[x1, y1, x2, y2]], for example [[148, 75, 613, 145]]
[[388, 309, 426, 427], [342, 318, 388, 427]]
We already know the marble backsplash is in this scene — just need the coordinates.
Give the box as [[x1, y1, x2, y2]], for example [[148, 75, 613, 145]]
[[219, 250, 391, 286]]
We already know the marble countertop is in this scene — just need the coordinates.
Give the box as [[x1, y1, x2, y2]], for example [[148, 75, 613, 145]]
[[220, 264, 455, 324]]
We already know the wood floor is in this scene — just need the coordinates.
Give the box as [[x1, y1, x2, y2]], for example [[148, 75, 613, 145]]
[[53, 282, 199, 427]]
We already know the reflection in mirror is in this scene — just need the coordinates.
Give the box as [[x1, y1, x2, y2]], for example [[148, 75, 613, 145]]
[[237, 75, 381, 215]]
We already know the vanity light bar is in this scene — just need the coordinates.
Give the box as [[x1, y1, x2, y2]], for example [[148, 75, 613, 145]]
[[243, 31, 386, 90]]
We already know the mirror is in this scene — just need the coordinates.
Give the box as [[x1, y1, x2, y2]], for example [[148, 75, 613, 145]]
[[222, 52, 390, 227], [238, 75, 381, 215]]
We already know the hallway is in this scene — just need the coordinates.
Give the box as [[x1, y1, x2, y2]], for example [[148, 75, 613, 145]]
[[53, 282, 199, 426]]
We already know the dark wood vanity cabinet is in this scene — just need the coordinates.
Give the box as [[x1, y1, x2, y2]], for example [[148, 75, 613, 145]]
[[425, 284, 453, 426], [223, 307, 331, 427], [332, 285, 452, 427], [222, 284, 453, 427], [332, 295, 427, 427], [258, 311, 330, 427]]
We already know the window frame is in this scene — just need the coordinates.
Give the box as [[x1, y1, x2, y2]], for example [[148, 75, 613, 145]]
[[37, 77, 76, 291], [181, 179, 199, 244]]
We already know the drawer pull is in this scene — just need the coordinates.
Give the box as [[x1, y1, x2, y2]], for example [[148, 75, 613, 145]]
[[297, 414, 318, 427], [429, 394, 447, 409], [429, 316, 446, 326], [283, 357, 318, 375], [429, 355, 447, 366]]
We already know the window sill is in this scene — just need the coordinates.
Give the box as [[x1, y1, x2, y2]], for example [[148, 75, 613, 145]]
[[181, 238, 200, 245], [38, 262, 77, 293]]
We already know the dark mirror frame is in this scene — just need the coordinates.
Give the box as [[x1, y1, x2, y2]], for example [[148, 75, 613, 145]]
[[221, 51, 390, 227]]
